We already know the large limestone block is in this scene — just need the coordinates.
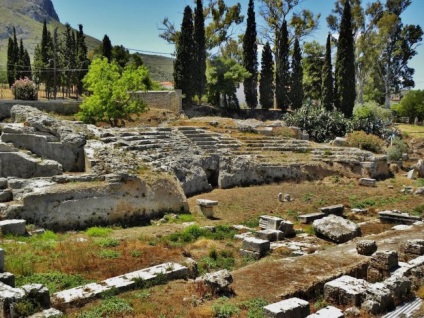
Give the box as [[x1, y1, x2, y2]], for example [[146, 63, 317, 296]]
[[306, 306, 344, 318], [197, 269, 233, 293], [401, 239, 424, 256], [324, 275, 368, 307], [263, 298, 310, 318], [242, 237, 270, 255], [362, 283, 394, 315], [356, 240, 377, 256], [0, 152, 63, 178], [0, 219, 26, 236], [370, 250, 398, 271], [313, 215, 361, 244]]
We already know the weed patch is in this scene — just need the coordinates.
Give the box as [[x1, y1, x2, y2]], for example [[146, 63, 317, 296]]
[[98, 250, 121, 259], [97, 237, 120, 248], [240, 298, 268, 318], [86, 227, 112, 237], [16, 272, 90, 293], [77, 297, 133, 318], [212, 297, 240, 318], [198, 249, 235, 274]]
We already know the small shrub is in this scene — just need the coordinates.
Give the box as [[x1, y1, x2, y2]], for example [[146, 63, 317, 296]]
[[198, 249, 235, 274], [16, 272, 89, 293], [86, 227, 112, 237], [13, 298, 41, 317], [97, 237, 120, 247], [11, 77, 38, 101], [212, 297, 240, 318], [314, 296, 328, 310], [386, 146, 403, 161], [345, 131, 385, 153], [417, 179, 424, 187], [240, 298, 268, 318], [413, 204, 424, 217], [352, 101, 393, 136], [391, 138, 408, 153], [77, 297, 133, 318], [98, 249, 120, 259]]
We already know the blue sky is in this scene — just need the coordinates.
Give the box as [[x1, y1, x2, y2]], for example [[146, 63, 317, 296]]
[[52, 0, 424, 89]]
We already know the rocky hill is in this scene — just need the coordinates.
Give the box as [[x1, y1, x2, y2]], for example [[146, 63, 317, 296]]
[[0, 0, 173, 83]]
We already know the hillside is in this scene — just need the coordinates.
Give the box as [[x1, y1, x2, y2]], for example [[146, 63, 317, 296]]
[[0, 0, 173, 83]]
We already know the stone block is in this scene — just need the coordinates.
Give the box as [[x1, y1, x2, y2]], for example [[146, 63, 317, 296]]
[[263, 297, 310, 318], [242, 237, 270, 256], [359, 178, 376, 187], [279, 221, 295, 237], [0, 219, 26, 236], [22, 284, 51, 309], [0, 178, 7, 189], [401, 239, 424, 256], [259, 215, 283, 230], [356, 240, 377, 256], [313, 215, 361, 244], [383, 276, 411, 301], [367, 266, 389, 283], [197, 205, 214, 218], [324, 275, 368, 307], [255, 230, 284, 242], [0, 189, 13, 202], [362, 283, 394, 314], [196, 199, 218, 207], [306, 306, 344, 318], [0, 282, 25, 316], [240, 249, 261, 260], [378, 210, 421, 224], [197, 269, 233, 293], [320, 204, 344, 216], [407, 169, 417, 179], [298, 213, 325, 224], [370, 250, 398, 271], [29, 308, 64, 317], [0, 272, 15, 287], [0, 248, 3, 272]]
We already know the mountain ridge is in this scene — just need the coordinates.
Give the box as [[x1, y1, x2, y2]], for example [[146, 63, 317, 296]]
[[0, 0, 173, 83]]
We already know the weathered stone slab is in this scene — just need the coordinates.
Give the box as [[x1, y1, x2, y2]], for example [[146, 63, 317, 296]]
[[306, 306, 344, 318], [370, 250, 398, 271], [53, 262, 188, 306], [313, 215, 361, 244], [196, 199, 218, 207], [298, 213, 325, 224], [242, 237, 270, 255], [29, 308, 64, 318], [362, 282, 394, 314], [263, 297, 310, 318], [240, 249, 261, 260], [279, 220, 295, 237], [255, 229, 284, 242], [356, 240, 377, 256], [324, 275, 368, 307], [320, 204, 344, 216], [0, 219, 26, 236], [0, 282, 25, 316], [0, 189, 13, 202], [383, 275, 411, 301], [359, 178, 376, 187], [196, 199, 218, 218], [259, 215, 283, 230], [0, 272, 15, 287], [401, 239, 424, 256], [379, 210, 421, 224], [197, 269, 233, 293], [21, 284, 51, 309]]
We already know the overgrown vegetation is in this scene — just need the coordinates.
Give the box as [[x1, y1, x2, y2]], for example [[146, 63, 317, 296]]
[[345, 131, 385, 153], [11, 77, 37, 100], [165, 225, 236, 246], [16, 272, 90, 293]]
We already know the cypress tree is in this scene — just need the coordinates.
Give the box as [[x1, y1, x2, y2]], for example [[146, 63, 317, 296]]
[[102, 35, 112, 62], [335, 0, 356, 117], [7, 37, 15, 86], [290, 37, 303, 110], [174, 5, 195, 104], [23, 49, 32, 80], [17, 39, 25, 79], [242, 0, 258, 110], [76, 24, 90, 96], [259, 42, 274, 110], [322, 33, 334, 111], [275, 20, 290, 112], [194, 0, 207, 105], [40, 21, 54, 98]]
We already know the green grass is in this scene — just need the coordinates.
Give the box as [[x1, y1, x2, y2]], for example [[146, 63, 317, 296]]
[[198, 248, 235, 274], [16, 272, 90, 293], [164, 225, 236, 246], [85, 227, 113, 237], [98, 250, 121, 259], [77, 297, 133, 318], [212, 297, 240, 318], [96, 237, 120, 248]]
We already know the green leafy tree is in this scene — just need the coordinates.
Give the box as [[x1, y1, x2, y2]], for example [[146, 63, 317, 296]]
[[207, 55, 250, 109], [79, 58, 153, 126], [335, 0, 356, 117], [242, 0, 258, 110], [112, 45, 130, 69], [369, 0, 423, 108], [194, 0, 207, 104], [395, 90, 424, 123], [102, 35, 113, 62], [302, 41, 324, 102], [322, 33, 334, 110], [290, 37, 303, 110], [259, 42, 274, 110], [174, 6, 195, 104], [275, 20, 290, 112]]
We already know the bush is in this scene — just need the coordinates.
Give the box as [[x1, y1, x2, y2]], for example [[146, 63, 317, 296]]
[[345, 131, 385, 153], [212, 297, 240, 318], [386, 137, 408, 161], [11, 77, 38, 101], [284, 105, 352, 142], [353, 101, 393, 135]]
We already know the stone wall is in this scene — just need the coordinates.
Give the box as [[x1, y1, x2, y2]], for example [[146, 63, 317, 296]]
[[0, 100, 80, 119], [131, 90, 182, 113]]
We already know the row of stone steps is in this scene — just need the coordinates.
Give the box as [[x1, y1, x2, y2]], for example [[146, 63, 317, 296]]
[[178, 127, 241, 153]]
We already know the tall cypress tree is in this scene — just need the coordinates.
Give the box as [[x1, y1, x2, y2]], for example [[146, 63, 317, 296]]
[[102, 35, 113, 62], [259, 42, 274, 110], [7, 37, 16, 86], [322, 33, 334, 111], [76, 24, 90, 96], [23, 49, 32, 80], [174, 5, 195, 104], [40, 21, 54, 98], [194, 0, 207, 105], [275, 20, 290, 112], [17, 39, 25, 79], [335, 0, 356, 117], [242, 0, 258, 110], [290, 37, 303, 110]]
